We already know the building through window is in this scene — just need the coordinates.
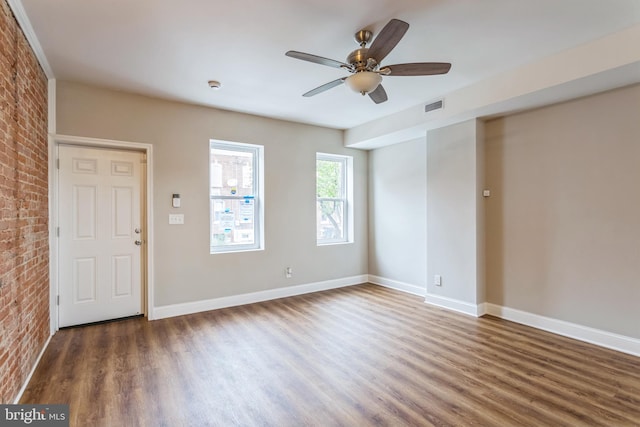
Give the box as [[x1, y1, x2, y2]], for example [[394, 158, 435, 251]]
[[210, 140, 263, 253]]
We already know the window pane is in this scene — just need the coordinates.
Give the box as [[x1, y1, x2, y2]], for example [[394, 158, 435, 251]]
[[211, 198, 256, 247], [210, 140, 263, 253], [211, 148, 254, 197], [316, 159, 343, 198], [316, 200, 344, 240]]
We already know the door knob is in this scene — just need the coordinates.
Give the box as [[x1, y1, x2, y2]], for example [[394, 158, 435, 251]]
[[135, 240, 142, 246]]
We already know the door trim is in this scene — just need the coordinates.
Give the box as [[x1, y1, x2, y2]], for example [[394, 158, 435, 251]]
[[50, 134, 155, 331]]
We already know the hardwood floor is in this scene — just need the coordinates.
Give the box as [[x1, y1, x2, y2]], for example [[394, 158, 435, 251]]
[[21, 284, 640, 426]]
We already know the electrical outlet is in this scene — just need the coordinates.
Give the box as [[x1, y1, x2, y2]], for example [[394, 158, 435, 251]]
[[285, 267, 292, 278], [434, 275, 442, 286]]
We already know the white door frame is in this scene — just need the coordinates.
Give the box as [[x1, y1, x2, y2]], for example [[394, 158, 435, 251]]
[[49, 134, 155, 331]]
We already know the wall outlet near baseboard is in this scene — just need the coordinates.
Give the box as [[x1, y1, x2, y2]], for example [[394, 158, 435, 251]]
[[285, 267, 292, 279], [434, 275, 442, 286]]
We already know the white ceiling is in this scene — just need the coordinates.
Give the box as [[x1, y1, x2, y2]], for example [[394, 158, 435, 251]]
[[17, 0, 640, 130]]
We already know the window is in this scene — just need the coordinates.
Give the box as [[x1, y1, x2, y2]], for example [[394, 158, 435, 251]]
[[210, 140, 263, 253], [316, 153, 353, 245]]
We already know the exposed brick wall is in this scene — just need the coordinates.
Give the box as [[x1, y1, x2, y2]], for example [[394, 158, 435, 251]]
[[0, 0, 49, 403]]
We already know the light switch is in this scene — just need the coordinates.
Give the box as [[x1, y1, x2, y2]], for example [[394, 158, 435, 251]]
[[169, 214, 184, 225]]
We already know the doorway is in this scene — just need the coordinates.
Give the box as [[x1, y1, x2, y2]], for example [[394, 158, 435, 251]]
[[57, 144, 147, 327]]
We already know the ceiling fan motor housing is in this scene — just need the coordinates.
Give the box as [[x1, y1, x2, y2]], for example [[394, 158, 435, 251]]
[[348, 29, 375, 72], [347, 48, 375, 72]]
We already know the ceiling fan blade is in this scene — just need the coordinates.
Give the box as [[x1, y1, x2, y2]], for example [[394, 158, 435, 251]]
[[366, 19, 409, 64], [368, 84, 388, 104], [384, 62, 452, 76], [286, 51, 350, 69], [302, 78, 346, 97]]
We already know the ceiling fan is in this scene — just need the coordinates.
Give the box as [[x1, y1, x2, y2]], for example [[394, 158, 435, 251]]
[[285, 19, 451, 104]]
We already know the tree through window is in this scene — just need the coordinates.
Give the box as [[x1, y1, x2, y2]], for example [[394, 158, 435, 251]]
[[316, 153, 352, 244]]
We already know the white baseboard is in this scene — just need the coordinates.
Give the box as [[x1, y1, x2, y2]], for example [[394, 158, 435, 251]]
[[368, 275, 425, 296], [152, 275, 368, 320], [424, 293, 485, 317], [485, 303, 640, 357], [14, 333, 52, 404], [153, 275, 640, 358]]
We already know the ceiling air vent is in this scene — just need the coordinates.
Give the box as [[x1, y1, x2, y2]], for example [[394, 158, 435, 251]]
[[424, 99, 444, 113]]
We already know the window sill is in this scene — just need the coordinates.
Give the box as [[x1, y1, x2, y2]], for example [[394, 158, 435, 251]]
[[317, 241, 353, 247], [210, 247, 264, 255]]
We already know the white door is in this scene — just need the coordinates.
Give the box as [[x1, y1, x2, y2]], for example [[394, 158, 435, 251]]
[[58, 145, 144, 327]]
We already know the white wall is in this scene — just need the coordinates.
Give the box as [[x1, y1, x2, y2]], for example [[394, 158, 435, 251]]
[[55, 81, 368, 308], [368, 138, 427, 290], [426, 120, 484, 308]]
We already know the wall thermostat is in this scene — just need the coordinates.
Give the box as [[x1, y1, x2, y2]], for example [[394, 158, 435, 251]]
[[172, 193, 181, 208]]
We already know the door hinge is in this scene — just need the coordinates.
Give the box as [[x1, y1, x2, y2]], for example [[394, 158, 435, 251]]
[[56, 227, 60, 237], [56, 295, 60, 306], [56, 158, 60, 169]]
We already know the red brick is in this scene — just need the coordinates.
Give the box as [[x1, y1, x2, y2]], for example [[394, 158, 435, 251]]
[[0, 0, 48, 404]]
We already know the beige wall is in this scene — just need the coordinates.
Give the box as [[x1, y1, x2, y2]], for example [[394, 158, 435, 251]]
[[368, 138, 427, 288], [56, 81, 368, 307], [56, 79, 640, 341], [485, 84, 640, 338], [426, 120, 484, 304]]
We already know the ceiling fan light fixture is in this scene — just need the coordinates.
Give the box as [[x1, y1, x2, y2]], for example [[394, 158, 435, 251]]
[[345, 71, 382, 95]]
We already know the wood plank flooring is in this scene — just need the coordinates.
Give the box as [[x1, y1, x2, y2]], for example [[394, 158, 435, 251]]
[[21, 284, 640, 426]]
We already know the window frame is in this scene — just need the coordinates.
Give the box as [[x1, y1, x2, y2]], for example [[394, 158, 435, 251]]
[[316, 153, 353, 245], [209, 140, 264, 254]]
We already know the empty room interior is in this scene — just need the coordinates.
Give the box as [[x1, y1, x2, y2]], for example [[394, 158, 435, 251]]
[[1, 0, 640, 425]]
